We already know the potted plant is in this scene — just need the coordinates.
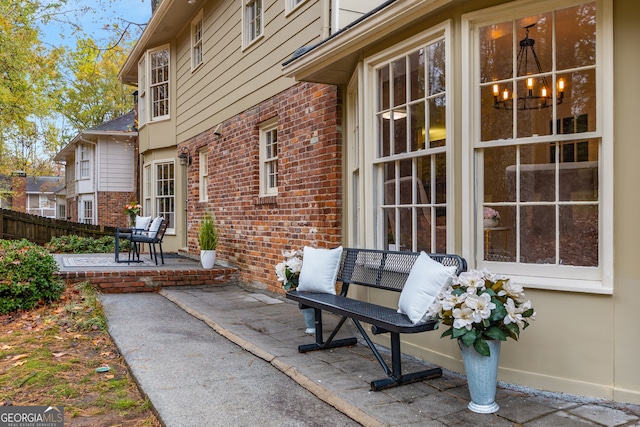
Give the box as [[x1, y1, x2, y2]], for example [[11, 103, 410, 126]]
[[483, 207, 501, 228], [197, 212, 218, 269], [428, 269, 535, 414], [275, 249, 315, 334]]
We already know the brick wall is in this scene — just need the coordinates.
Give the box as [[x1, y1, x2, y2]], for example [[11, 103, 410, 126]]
[[97, 192, 137, 228], [181, 82, 342, 294]]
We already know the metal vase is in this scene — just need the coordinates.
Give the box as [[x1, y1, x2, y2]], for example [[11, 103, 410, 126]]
[[301, 307, 315, 331], [459, 339, 501, 414]]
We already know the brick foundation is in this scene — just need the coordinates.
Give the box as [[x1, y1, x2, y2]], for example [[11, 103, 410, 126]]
[[58, 266, 238, 293]]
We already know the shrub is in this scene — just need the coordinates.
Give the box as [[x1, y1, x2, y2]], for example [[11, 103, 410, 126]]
[[0, 239, 64, 314], [45, 235, 119, 254]]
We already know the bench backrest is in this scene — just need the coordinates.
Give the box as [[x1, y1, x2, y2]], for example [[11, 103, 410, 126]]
[[337, 248, 466, 296]]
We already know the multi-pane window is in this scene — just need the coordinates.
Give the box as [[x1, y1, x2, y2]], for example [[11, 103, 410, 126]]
[[58, 204, 66, 220], [244, 0, 263, 46], [287, 0, 305, 13], [156, 163, 175, 230], [192, 11, 203, 70], [144, 165, 151, 215], [149, 47, 169, 119], [260, 121, 278, 196], [79, 144, 90, 179], [376, 37, 448, 253], [138, 56, 147, 126], [199, 150, 208, 202], [476, 2, 600, 271], [81, 200, 93, 225]]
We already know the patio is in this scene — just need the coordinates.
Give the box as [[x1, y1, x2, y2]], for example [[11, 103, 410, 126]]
[[55, 253, 238, 293]]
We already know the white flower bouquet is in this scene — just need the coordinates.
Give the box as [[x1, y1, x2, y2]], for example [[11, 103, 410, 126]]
[[275, 249, 303, 291], [429, 269, 535, 356]]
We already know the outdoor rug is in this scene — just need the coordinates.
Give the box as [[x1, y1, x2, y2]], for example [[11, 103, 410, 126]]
[[61, 256, 146, 268]]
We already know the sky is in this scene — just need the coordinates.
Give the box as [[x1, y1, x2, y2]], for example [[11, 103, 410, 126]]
[[39, 0, 152, 50]]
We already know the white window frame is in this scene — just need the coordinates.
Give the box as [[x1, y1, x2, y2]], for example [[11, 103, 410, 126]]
[[361, 23, 453, 252], [144, 165, 152, 216], [199, 148, 209, 202], [142, 160, 176, 234], [259, 119, 278, 197], [462, 0, 613, 294], [148, 45, 170, 121], [79, 196, 94, 225], [243, 0, 263, 48], [78, 144, 90, 179], [285, 0, 306, 15], [138, 56, 147, 126], [191, 10, 204, 71]]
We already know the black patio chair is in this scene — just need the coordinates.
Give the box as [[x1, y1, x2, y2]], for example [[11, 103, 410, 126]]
[[128, 218, 167, 265]]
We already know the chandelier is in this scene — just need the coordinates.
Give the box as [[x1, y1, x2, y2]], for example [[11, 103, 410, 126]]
[[492, 24, 565, 110]]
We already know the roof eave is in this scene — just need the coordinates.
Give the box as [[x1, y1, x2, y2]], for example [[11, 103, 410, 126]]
[[282, 0, 455, 85]]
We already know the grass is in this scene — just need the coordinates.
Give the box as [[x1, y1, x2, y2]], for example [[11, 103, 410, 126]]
[[0, 282, 160, 426]]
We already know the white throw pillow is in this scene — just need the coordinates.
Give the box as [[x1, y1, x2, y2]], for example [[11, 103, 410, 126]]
[[146, 216, 164, 237], [297, 246, 344, 294], [397, 252, 457, 324], [135, 216, 152, 231]]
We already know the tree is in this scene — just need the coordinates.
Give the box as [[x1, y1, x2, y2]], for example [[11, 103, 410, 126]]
[[56, 36, 134, 132]]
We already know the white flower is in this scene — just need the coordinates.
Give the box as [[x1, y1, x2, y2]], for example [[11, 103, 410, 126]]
[[275, 262, 287, 282], [498, 279, 526, 302], [453, 307, 477, 330], [503, 298, 533, 329], [455, 270, 486, 294], [286, 257, 303, 274], [465, 293, 495, 320], [440, 287, 468, 311]]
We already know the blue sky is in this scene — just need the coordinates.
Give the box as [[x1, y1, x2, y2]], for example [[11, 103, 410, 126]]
[[40, 0, 152, 50]]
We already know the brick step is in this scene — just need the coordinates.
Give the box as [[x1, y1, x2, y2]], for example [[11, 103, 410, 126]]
[[57, 266, 238, 293]]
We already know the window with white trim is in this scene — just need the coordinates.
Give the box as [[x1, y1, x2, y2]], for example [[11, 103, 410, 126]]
[[372, 31, 450, 253], [467, 0, 612, 290], [79, 198, 93, 225], [259, 120, 278, 196], [138, 56, 147, 126], [199, 149, 208, 202], [78, 144, 90, 179], [144, 165, 151, 215], [144, 45, 170, 121], [244, 0, 263, 46], [191, 11, 203, 70], [286, 0, 305, 13], [156, 162, 175, 231]]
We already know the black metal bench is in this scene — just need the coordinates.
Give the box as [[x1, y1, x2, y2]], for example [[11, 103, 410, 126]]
[[286, 248, 467, 391]]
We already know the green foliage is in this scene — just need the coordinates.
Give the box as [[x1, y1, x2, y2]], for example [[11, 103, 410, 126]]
[[57, 37, 134, 132], [197, 212, 219, 250], [0, 239, 64, 314], [45, 235, 119, 254]]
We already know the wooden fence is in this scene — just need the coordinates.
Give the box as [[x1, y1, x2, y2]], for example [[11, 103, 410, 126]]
[[0, 208, 117, 245]]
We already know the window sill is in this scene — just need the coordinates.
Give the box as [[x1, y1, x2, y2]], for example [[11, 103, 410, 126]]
[[255, 195, 277, 206]]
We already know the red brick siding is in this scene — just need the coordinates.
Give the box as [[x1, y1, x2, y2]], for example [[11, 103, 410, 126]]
[[97, 192, 137, 228], [181, 83, 342, 294]]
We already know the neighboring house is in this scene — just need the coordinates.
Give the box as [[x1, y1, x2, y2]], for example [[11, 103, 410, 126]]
[[0, 172, 64, 218], [54, 111, 138, 227], [120, 0, 640, 405]]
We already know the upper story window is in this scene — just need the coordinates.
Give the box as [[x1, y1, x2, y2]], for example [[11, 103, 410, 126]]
[[191, 11, 203, 71], [137, 45, 170, 124], [150, 46, 170, 119], [78, 144, 90, 179], [199, 149, 209, 202], [286, 0, 306, 14], [244, 0, 263, 47], [466, 0, 612, 292], [259, 120, 278, 196]]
